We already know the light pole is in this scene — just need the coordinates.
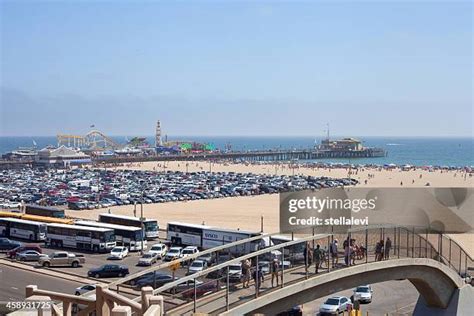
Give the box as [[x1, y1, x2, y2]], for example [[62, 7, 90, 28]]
[[140, 193, 145, 255]]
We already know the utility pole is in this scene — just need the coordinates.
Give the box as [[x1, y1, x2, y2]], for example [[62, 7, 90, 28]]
[[140, 193, 144, 255]]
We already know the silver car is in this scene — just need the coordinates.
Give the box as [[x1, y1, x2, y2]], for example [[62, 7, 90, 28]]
[[319, 296, 352, 315], [16, 250, 42, 262], [353, 285, 373, 303]]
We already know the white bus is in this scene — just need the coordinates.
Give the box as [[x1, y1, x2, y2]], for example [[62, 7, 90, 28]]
[[46, 223, 116, 253], [98, 213, 159, 239], [75, 220, 147, 251], [0, 217, 47, 241], [167, 222, 262, 255]]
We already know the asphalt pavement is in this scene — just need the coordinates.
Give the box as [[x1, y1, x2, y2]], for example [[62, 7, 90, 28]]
[[304, 280, 418, 315]]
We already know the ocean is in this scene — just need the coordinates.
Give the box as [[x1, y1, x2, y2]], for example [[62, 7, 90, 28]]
[[0, 136, 472, 167]]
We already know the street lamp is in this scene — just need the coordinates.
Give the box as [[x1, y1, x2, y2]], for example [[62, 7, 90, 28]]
[[140, 193, 145, 255]]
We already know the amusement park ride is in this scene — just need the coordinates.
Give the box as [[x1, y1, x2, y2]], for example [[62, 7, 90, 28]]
[[57, 130, 122, 150]]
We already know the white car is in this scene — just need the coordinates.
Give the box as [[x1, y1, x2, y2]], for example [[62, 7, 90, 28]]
[[319, 296, 352, 315], [187, 259, 208, 275], [228, 262, 242, 282], [181, 246, 199, 259], [164, 247, 182, 261], [138, 252, 159, 266], [109, 246, 129, 260], [74, 284, 96, 296], [149, 243, 168, 259], [353, 285, 373, 303]]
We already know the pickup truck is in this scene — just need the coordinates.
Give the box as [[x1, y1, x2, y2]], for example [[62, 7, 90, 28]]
[[38, 252, 85, 268]]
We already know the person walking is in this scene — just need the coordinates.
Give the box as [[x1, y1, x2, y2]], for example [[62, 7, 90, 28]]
[[314, 244, 323, 274], [343, 239, 350, 266], [385, 237, 392, 259], [330, 239, 338, 268], [242, 259, 251, 288], [375, 241, 382, 262], [271, 258, 280, 287], [304, 242, 312, 273], [252, 266, 264, 291]]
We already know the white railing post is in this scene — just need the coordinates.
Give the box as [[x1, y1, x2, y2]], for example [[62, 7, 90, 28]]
[[96, 284, 109, 316], [141, 286, 154, 312], [111, 305, 131, 316], [25, 285, 37, 298]]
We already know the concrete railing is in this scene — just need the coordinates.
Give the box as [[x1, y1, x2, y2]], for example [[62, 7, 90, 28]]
[[21, 284, 164, 316]]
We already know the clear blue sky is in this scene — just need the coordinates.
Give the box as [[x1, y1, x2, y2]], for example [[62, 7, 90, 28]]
[[0, 0, 472, 137]]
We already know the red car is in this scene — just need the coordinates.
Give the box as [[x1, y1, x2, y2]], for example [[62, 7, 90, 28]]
[[180, 280, 219, 300], [7, 244, 42, 259]]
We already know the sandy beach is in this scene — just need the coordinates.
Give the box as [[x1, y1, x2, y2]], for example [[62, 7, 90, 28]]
[[68, 161, 474, 256]]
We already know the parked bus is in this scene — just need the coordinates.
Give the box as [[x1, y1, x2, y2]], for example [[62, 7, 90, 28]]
[[75, 220, 147, 251], [0, 217, 47, 241], [167, 222, 262, 255], [266, 234, 305, 262], [25, 205, 65, 218], [0, 210, 23, 219], [98, 213, 159, 239], [0, 211, 73, 225], [46, 223, 116, 252]]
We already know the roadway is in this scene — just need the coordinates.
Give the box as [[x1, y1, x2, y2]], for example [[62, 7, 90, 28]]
[[0, 264, 83, 301], [303, 280, 418, 315]]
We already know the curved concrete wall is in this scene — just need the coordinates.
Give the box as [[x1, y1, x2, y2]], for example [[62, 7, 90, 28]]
[[221, 258, 464, 316]]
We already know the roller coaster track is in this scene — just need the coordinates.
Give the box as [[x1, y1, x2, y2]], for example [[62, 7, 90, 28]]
[[57, 130, 122, 149]]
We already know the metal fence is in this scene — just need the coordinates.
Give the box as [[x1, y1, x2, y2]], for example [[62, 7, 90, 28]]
[[151, 226, 472, 315]]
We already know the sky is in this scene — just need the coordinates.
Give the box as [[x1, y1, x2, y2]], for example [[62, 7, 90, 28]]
[[0, 0, 472, 137]]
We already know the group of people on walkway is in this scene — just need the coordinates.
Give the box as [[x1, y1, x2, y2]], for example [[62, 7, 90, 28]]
[[375, 237, 392, 261]]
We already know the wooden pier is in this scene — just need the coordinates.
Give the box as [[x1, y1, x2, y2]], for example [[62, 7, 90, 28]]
[[94, 148, 386, 164]]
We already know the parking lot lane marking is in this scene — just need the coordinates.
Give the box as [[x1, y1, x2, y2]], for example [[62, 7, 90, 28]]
[[11, 287, 18, 290]]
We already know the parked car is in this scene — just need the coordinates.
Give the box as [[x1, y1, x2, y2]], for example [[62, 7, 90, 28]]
[[7, 244, 42, 259], [16, 250, 42, 262], [132, 272, 177, 289], [75, 284, 96, 296], [352, 285, 373, 303], [181, 246, 199, 259], [138, 252, 159, 266], [196, 252, 216, 266], [180, 279, 219, 299], [187, 259, 208, 275], [164, 247, 182, 261], [319, 296, 353, 315], [88, 264, 129, 278], [38, 252, 85, 268], [109, 246, 129, 260], [148, 243, 168, 259], [0, 238, 22, 251], [228, 262, 243, 282]]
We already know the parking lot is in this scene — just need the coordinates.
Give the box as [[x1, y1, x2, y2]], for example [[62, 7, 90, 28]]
[[2, 239, 194, 284], [0, 168, 356, 209]]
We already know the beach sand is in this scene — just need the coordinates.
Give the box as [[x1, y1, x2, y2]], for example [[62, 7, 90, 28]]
[[68, 161, 474, 256]]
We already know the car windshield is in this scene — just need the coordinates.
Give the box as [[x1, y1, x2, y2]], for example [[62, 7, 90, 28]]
[[182, 250, 193, 254], [142, 254, 153, 258], [229, 265, 241, 271], [356, 287, 370, 293], [112, 248, 123, 252], [325, 298, 340, 305], [169, 249, 180, 253], [191, 261, 203, 267], [151, 246, 162, 251]]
